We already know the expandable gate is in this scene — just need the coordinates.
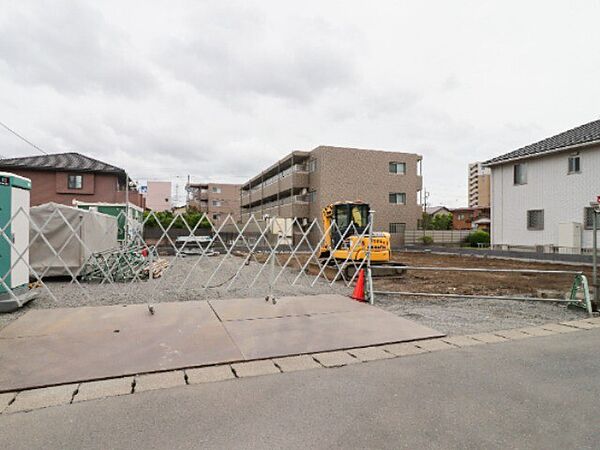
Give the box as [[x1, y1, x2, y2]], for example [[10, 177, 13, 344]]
[[0, 206, 375, 307]]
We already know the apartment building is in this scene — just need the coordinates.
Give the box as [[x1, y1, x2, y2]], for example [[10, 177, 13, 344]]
[[187, 182, 241, 225], [145, 181, 172, 211], [468, 162, 491, 207], [485, 118, 600, 251], [240, 145, 423, 247]]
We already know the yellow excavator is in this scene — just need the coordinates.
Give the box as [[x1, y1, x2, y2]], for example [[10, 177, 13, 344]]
[[319, 201, 404, 277]]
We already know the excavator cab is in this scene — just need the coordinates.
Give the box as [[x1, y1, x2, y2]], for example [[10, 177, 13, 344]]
[[331, 202, 370, 248]]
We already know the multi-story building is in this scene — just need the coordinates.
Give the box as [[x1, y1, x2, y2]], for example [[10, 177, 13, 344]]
[[145, 181, 172, 212], [484, 118, 600, 251], [240, 145, 423, 247], [187, 182, 241, 225], [468, 162, 491, 208]]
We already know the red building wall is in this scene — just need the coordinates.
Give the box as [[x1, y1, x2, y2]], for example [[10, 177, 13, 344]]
[[7, 170, 145, 208]]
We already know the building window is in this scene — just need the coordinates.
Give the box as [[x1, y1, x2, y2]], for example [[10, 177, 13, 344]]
[[513, 163, 527, 185], [212, 200, 222, 207], [389, 193, 406, 204], [527, 209, 544, 230], [389, 223, 406, 234], [307, 159, 317, 173], [389, 162, 406, 174], [212, 213, 221, 221], [584, 207, 596, 229], [568, 154, 581, 174], [68, 174, 83, 189], [212, 186, 221, 193]]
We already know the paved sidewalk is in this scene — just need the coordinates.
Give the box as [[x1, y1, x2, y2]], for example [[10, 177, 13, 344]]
[[1, 329, 599, 449]]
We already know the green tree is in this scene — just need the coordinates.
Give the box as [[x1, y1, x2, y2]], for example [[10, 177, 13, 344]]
[[431, 213, 453, 230]]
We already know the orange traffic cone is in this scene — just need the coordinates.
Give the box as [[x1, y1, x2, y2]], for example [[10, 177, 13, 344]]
[[351, 269, 366, 302]]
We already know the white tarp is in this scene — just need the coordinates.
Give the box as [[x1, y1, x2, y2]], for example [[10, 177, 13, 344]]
[[29, 202, 118, 277]]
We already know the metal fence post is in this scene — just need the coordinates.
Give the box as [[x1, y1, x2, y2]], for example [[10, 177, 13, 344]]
[[367, 210, 375, 305], [593, 210, 598, 308]]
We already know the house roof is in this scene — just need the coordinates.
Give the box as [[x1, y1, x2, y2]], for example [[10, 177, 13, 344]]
[[425, 206, 450, 215], [0, 152, 126, 175], [484, 118, 600, 166]]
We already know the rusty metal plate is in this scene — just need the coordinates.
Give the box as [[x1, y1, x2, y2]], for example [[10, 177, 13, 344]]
[[223, 308, 445, 360], [0, 301, 218, 339], [0, 295, 444, 392], [0, 321, 243, 392], [210, 294, 365, 321]]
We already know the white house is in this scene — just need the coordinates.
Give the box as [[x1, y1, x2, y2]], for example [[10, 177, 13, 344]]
[[484, 119, 600, 251]]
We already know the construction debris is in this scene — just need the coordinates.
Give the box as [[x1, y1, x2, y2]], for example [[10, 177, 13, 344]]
[[80, 246, 169, 283]]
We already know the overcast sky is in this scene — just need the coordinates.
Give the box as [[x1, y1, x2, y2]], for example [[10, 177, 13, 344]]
[[1, 1, 599, 206]]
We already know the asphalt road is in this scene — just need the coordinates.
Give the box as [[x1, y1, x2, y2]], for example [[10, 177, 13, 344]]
[[2, 330, 599, 449]]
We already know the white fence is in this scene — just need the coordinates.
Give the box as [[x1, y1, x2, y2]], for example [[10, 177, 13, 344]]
[[404, 230, 472, 245]]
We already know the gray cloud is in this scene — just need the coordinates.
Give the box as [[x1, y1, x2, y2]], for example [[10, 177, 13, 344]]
[[0, 1, 599, 207], [0, 2, 156, 96], [159, 10, 359, 104]]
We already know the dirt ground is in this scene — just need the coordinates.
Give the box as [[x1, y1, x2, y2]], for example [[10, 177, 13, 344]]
[[379, 251, 591, 297], [371, 251, 589, 335]]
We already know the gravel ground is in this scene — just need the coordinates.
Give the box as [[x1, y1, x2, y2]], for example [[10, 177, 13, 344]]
[[0, 254, 338, 330], [375, 294, 585, 335], [0, 253, 590, 334]]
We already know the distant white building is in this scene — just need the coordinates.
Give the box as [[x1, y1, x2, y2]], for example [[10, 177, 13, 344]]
[[485, 119, 600, 251]]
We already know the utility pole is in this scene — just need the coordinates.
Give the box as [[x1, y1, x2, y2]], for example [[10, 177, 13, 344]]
[[125, 173, 130, 247]]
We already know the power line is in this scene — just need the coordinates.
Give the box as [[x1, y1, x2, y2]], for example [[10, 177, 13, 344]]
[[0, 120, 48, 155]]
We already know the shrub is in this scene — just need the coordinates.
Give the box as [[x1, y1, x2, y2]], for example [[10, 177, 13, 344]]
[[143, 210, 211, 229], [466, 230, 490, 247], [421, 235, 434, 245]]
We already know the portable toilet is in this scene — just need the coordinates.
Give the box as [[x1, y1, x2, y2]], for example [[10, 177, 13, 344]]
[[0, 172, 37, 312]]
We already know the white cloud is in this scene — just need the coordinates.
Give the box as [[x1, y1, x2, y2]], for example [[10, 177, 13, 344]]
[[0, 0, 599, 206]]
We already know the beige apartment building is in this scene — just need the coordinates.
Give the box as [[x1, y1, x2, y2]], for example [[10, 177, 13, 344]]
[[187, 182, 241, 225], [468, 162, 491, 208], [240, 145, 423, 247]]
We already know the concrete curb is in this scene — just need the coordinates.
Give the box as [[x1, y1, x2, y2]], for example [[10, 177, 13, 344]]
[[2, 317, 599, 415]]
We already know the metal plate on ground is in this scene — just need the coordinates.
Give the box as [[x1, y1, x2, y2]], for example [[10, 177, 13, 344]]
[[0, 320, 243, 392], [209, 294, 365, 321], [0, 294, 444, 392], [223, 307, 444, 360], [0, 302, 218, 338]]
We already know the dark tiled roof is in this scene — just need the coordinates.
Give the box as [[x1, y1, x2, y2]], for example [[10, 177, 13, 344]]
[[484, 119, 600, 166], [0, 152, 125, 174]]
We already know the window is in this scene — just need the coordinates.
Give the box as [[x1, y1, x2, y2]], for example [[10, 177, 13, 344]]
[[527, 209, 544, 230], [389, 162, 406, 174], [389, 223, 406, 234], [68, 174, 83, 189], [307, 191, 317, 203], [513, 163, 527, 185], [212, 200, 222, 207], [212, 186, 221, 193], [568, 154, 581, 174], [584, 207, 596, 229], [212, 213, 221, 221], [307, 159, 317, 173], [389, 192, 406, 204]]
